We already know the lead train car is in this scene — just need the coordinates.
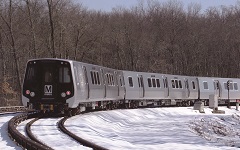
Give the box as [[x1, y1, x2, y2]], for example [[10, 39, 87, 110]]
[[22, 58, 240, 115], [22, 58, 125, 114]]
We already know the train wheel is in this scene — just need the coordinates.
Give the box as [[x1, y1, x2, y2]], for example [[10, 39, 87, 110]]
[[75, 106, 81, 115], [185, 101, 190, 107], [68, 110, 72, 117], [64, 109, 72, 117], [71, 108, 79, 116]]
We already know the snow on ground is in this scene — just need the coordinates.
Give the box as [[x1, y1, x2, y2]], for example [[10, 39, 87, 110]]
[[1, 107, 240, 150], [0, 114, 21, 150], [65, 107, 240, 150], [31, 117, 92, 150], [189, 114, 240, 147]]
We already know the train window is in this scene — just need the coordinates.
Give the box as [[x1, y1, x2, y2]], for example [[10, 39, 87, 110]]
[[108, 74, 111, 85], [148, 78, 152, 87], [224, 82, 234, 90], [96, 72, 100, 85], [106, 73, 113, 86], [109, 74, 112, 86], [234, 83, 238, 90], [140, 77, 144, 88], [111, 74, 115, 86], [192, 81, 196, 89], [128, 77, 133, 87], [224, 83, 227, 89], [172, 80, 175, 88], [59, 67, 71, 83], [203, 82, 208, 89], [175, 80, 179, 88], [26, 66, 35, 81], [90, 71, 100, 85], [109, 74, 111, 85], [90, 71, 94, 84], [152, 78, 156, 87], [94, 72, 97, 84], [156, 79, 160, 88], [214, 82, 218, 90], [230, 82, 233, 90], [107, 74, 110, 85], [179, 80, 182, 88]]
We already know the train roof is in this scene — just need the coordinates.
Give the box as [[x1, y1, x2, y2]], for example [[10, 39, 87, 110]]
[[27, 58, 75, 63], [27, 58, 240, 80]]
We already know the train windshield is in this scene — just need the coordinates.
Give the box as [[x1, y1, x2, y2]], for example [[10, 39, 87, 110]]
[[59, 67, 71, 83], [24, 60, 72, 84]]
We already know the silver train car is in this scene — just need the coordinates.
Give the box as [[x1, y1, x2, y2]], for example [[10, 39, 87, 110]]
[[22, 58, 240, 115]]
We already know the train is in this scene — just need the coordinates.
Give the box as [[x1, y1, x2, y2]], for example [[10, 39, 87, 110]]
[[22, 58, 240, 116]]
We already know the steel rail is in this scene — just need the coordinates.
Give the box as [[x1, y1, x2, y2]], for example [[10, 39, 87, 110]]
[[58, 116, 108, 150], [25, 117, 53, 149], [8, 112, 53, 150]]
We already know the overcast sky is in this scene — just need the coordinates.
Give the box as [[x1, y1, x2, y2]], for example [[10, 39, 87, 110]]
[[75, 0, 239, 12]]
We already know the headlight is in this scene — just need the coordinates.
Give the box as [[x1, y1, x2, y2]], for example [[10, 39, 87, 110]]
[[61, 92, 66, 97], [30, 92, 35, 97]]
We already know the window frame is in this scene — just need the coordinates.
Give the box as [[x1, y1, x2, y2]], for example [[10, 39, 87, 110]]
[[128, 76, 134, 87], [203, 81, 208, 90]]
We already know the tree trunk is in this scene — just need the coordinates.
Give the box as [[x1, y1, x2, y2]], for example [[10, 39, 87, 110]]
[[26, 0, 37, 58], [47, 0, 56, 58]]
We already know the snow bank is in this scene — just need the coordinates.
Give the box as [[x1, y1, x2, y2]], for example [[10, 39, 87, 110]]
[[65, 107, 240, 150], [0, 114, 21, 150]]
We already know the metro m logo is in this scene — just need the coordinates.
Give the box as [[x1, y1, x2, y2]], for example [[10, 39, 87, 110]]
[[44, 85, 52, 95]]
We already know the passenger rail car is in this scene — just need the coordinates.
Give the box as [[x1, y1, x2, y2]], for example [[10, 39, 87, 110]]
[[22, 58, 240, 115]]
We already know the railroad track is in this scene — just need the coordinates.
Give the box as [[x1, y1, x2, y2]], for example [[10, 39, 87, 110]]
[[8, 112, 52, 150], [8, 112, 107, 149], [58, 116, 108, 150]]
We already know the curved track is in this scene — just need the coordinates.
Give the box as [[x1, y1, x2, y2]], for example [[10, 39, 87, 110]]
[[58, 116, 108, 150], [25, 117, 53, 149], [8, 112, 53, 150]]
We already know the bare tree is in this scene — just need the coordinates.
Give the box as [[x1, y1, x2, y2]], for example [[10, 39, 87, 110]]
[[0, 0, 21, 92], [25, 0, 38, 58], [46, 0, 56, 57]]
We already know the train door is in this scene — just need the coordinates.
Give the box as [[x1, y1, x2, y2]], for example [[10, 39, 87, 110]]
[[83, 66, 89, 99], [101, 69, 106, 98], [115, 72, 120, 96], [214, 80, 220, 98], [184, 79, 190, 98], [163, 76, 169, 97], [138, 75, 144, 98], [41, 64, 58, 99]]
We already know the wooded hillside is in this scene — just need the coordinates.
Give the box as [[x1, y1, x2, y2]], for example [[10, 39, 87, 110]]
[[1, 0, 240, 106]]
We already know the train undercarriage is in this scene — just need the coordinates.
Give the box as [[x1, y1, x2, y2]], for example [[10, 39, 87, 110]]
[[67, 99, 197, 116], [29, 98, 234, 117]]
